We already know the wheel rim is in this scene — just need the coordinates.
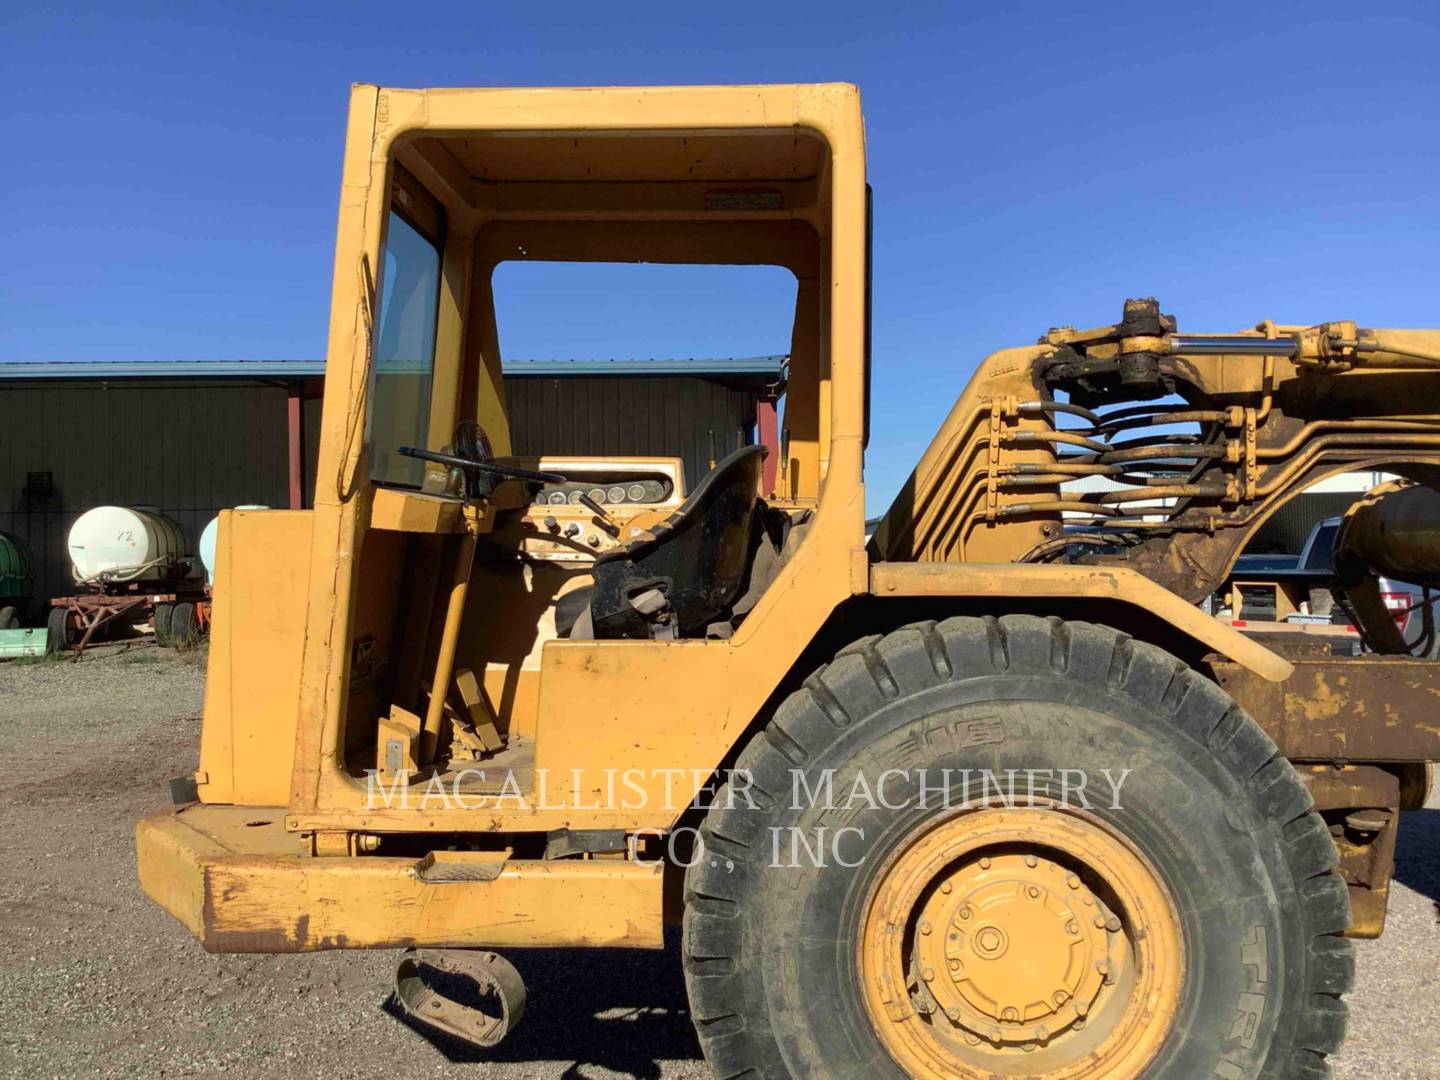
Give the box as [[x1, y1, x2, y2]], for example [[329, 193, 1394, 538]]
[[858, 805, 1183, 1078]]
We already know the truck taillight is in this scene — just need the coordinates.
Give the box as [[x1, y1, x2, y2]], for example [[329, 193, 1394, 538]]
[[1381, 592, 1410, 629]]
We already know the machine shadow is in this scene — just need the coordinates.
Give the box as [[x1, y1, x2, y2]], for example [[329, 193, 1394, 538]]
[[381, 928, 701, 1075], [1393, 806, 1440, 919]]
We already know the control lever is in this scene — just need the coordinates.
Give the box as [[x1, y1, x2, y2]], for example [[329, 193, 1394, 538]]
[[577, 492, 621, 537]]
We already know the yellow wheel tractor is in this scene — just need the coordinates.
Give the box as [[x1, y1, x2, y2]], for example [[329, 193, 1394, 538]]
[[137, 83, 1440, 1078]]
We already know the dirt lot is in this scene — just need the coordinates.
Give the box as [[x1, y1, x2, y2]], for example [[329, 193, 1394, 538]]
[[0, 646, 1435, 1079]]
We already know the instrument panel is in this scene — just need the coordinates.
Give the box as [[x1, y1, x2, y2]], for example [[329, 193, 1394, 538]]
[[515, 457, 686, 561], [532, 477, 673, 508]]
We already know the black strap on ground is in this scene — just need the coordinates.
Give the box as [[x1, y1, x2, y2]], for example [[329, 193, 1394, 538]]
[[393, 948, 526, 1049]]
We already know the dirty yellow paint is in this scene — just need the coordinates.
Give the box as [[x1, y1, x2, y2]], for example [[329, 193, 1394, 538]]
[[870, 561, 1294, 682], [197, 510, 313, 806], [138, 805, 662, 951]]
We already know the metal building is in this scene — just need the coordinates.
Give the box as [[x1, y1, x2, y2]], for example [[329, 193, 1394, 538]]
[[0, 357, 784, 617], [505, 357, 785, 489]]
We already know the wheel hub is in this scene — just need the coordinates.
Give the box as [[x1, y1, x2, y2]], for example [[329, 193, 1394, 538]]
[[858, 807, 1183, 1079], [914, 853, 1116, 1047]]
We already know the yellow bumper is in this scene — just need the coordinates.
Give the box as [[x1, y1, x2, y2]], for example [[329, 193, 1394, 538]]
[[136, 805, 664, 953]]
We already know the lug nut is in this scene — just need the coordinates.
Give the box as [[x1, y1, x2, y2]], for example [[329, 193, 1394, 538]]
[[1024, 854, 1038, 868]]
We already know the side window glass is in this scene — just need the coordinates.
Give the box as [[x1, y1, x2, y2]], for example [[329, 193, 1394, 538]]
[[369, 211, 441, 487]]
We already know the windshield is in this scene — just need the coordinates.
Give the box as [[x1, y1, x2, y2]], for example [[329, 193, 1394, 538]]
[[369, 211, 441, 487]]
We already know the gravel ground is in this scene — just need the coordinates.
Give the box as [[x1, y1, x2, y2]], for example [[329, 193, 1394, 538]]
[[0, 645, 1434, 1079]]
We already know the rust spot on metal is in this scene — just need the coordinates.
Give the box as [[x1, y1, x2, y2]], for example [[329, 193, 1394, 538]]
[[1213, 656, 1440, 762]]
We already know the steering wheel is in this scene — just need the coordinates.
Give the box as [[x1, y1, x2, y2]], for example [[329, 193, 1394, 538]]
[[398, 446, 567, 486]]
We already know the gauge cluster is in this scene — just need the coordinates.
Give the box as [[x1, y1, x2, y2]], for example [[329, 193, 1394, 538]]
[[513, 460, 685, 562], [532, 477, 673, 508]]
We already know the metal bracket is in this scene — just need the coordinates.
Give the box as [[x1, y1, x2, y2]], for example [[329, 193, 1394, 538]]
[[1243, 408, 1258, 502], [545, 827, 627, 859], [984, 398, 1005, 523]]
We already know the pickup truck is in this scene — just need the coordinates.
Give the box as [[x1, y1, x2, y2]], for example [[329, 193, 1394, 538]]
[[1224, 516, 1429, 645]]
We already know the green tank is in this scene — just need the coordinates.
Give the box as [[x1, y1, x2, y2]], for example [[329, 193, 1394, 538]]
[[0, 532, 31, 603]]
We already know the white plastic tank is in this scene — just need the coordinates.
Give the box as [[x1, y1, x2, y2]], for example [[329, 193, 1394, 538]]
[[67, 507, 188, 583], [198, 506, 269, 584]]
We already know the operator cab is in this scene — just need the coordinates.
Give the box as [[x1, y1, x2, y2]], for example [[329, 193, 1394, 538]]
[[338, 120, 835, 786]]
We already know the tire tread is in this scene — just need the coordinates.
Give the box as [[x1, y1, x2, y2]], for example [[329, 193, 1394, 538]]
[[683, 615, 1352, 1078]]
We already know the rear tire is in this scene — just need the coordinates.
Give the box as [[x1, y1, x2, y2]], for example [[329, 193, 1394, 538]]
[[0, 605, 18, 630], [683, 615, 1352, 1079], [168, 602, 197, 647], [45, 607, 70, 654], [153, 602, 174, 645]]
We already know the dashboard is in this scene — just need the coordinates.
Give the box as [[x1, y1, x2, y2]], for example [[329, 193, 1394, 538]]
[[513, 457, 686, 561], [530, 476, 674, 508]]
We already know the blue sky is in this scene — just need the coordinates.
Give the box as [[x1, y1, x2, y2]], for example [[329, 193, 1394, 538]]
[[5, 1, 1438, 512]]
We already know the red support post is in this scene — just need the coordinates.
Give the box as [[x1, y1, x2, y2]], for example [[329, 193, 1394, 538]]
[[757, 397, 779, 497], [287, 382, 304, 510]]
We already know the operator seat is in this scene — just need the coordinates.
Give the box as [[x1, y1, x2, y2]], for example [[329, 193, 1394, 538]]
[[568, 445, 768, 640]]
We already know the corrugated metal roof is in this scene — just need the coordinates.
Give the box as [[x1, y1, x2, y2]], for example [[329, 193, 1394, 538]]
[[0, 360, 325, 379], [0, 356, 788, 380], [505, 356, 787, 376]]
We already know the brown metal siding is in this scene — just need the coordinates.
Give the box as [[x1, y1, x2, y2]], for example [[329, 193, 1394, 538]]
[[505, 375, 760, 489], [0, 379, 291, 610], [0, 373, 759, 618]]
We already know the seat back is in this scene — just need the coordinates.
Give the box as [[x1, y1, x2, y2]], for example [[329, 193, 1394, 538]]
[[590, 445, 767, 638]]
